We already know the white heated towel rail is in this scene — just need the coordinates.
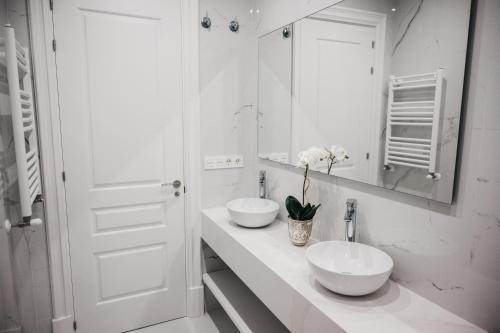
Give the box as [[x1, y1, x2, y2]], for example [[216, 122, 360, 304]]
[[1, 24, 42, 224], [383, 70, 444, 180]]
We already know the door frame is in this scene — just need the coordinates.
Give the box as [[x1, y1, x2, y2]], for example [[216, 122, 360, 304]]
[[291, 6, 386, 184], [27, 0, 203, 332]]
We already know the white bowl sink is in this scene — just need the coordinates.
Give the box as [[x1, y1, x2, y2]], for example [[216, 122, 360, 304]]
[[306, 241, 393, 296], [226, 198, 279, 228]]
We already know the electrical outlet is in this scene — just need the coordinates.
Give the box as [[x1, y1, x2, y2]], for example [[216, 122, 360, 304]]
[[204, 155, 244, 170], [233, 155, 243, 167]]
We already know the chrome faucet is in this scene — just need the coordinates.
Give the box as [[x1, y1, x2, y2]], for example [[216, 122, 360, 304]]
[[258, 170, 266, 199], [344, 199, 357, 242]]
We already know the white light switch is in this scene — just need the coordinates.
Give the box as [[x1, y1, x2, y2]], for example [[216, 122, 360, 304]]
[[204, 155, 244, 170]]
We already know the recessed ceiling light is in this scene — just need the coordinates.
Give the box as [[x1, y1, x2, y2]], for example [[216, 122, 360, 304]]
[[391, 8, 396, 12]]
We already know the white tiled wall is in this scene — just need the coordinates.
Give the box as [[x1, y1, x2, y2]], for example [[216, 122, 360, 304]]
[[200, 0, 500, 331], [255, 0, 500, 331], [199, 0, 259, 207]]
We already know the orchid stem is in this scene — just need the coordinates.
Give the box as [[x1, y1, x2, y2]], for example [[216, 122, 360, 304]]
[[302, 165, 309, 205]]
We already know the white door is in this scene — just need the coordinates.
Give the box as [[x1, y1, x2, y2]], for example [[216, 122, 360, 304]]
[[293, 17, 376, 182], [52, 1, 186, 332]]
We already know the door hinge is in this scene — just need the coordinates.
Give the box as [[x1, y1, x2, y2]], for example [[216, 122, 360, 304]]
[[366, 152, 370, 160], [370, 66, 374, 75], [49, 0, 53, 10], [73, 321, 77, 331], [372, 40, 375, 48], [52, 39, 57, 52], [62, 171, 66, 182], [183, 186, 186, 193]]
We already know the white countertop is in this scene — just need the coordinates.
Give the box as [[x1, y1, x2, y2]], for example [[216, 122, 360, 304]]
[[201, 207, 484, 333]]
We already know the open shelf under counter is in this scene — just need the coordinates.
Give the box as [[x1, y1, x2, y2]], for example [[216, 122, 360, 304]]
[[203, 269, 289, 333], [201, 207, 484, 333]]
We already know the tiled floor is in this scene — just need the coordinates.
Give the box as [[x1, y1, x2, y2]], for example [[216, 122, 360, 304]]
[[130, 316, 220, 333]]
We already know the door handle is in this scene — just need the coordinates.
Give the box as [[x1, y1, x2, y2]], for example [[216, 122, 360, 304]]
[[161, 180, 182, 189]]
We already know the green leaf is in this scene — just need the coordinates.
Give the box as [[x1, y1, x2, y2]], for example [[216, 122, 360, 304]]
[[299, 203, 313, 220], [302, 204, 321, 220], [286, 196, 321, 221], [285, 196, 302, 220]]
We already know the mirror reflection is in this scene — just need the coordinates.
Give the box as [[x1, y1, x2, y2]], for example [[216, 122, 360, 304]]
[[258, 0, 471, 203]]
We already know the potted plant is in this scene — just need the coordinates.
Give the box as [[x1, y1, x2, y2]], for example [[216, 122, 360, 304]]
[[286, 146, 349, 246], [286, 195, 320, 246]]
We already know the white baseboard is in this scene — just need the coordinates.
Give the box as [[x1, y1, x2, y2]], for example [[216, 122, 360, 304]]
[[52, 314, 73, 333], [50, 288, 202, 329], [187, 285, 204, 317]]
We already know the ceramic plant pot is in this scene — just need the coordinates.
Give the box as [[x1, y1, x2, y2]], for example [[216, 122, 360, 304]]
[[288, 218, 313, 246]]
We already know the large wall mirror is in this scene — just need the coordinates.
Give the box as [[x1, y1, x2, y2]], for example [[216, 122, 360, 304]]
[[258, 0, 472, 203]]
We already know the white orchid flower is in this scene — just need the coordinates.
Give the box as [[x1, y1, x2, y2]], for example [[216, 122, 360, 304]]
[[297, 146, 329, 167], [330, 145, 349, 162], [295, 145, 349, 202]]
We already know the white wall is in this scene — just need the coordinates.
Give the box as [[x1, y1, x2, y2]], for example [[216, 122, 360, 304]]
[[201, 0, 499, 330], [253, 0, 500, 331], [199, 0, 259, 207]]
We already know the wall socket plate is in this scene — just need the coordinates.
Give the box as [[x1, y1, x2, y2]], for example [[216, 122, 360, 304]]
[[204, 155, 244, 170]]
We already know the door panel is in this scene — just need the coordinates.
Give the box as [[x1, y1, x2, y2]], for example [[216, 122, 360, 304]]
[[93, 203, 163, 232], [294, 18, 375, 182], [83, 10, 164, 186], [97, 244, 166, 299], [52, 1, 186, 332]]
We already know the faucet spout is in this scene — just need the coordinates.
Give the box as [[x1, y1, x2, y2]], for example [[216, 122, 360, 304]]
[[344, 199, 357, 242], [258, 170, 266, 199]]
